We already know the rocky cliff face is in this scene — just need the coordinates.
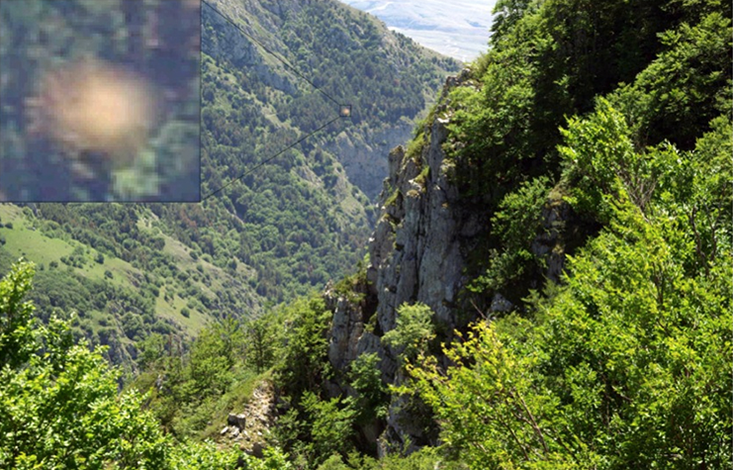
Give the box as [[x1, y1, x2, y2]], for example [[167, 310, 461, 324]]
[[326, 69, 486, 451], [327, 69, 480, 356], [325, 68, 578, 452], [325, 122, 414, 201]]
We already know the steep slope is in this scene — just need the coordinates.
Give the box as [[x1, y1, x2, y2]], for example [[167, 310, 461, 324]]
[[203, 0, 460, 200], [0, 0, 459, 367], [273, 0, 732, 461]]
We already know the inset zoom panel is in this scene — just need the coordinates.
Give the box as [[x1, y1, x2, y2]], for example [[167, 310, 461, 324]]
[[0, 0, 202, 202]]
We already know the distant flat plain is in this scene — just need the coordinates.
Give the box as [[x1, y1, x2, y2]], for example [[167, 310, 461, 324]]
[[340, 0, 496, 62]]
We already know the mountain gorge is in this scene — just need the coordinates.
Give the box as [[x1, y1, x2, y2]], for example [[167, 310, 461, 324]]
[[270, 0, 732, 466], [0, 0, 730, 468], [0, 0, 458, 366]]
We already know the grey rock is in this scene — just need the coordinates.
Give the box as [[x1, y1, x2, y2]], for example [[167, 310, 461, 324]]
[[490, 293, 513, 313], [323, 69, 485, 451], [227, 413, 246, 430], [326, 124, 415, 200]]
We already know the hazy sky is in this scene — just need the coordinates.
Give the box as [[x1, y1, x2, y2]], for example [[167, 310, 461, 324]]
[[339, 0, 497, 62]]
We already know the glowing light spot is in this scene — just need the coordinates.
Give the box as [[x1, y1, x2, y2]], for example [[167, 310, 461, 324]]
[[28, 58, 159, 170]]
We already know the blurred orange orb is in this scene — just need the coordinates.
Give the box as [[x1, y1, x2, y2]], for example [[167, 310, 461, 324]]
[[27, 58, 158, 169]]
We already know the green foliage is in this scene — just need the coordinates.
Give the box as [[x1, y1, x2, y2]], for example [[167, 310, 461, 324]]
[[0, 203, 252, 367], [560, 98, 733, 249], [319, 446, 465, 470], [332, 267, 368, 305], [186, 319, 241, 398], [384, 189, 401, 208], [133, 317, 256, 439], [245, 315, 277, 374], [169, 440, 242, 470], [443, 4, 548, 200], [382, 303, 435, 365], [275, 296, 333, 399], [240, 446, 294, 470], [404, 132, 426, 167], [137, 332, 167, 371], [273, 2, 459, 132], [443, 0, 731, 205], [444, 0, 731, 311], [190, 0, 459, 302], [301, 392, 357, 465], [469, 176, 551, 298], [610, 10, 732, 150], [272, 295, 395, 468], [0, 260, 36, 369], [277, 392, 357, 469], [408, 171, 732, 468], [349, 353, 388, 422], [408, 320, 575, 469], [490, 0, 534, 40], [0, 261, 170, 469], [558, 99, 639, 222]]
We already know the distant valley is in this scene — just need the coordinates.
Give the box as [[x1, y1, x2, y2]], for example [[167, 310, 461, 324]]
[[339, 0, 497, 61], [0, 0, 459, 366]]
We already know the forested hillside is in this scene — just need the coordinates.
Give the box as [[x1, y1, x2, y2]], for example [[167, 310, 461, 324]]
[[0, 0, 730, 468], [203, 0, 459, 199], [0, 0, 458, 367], [257, 0, 731, 468]]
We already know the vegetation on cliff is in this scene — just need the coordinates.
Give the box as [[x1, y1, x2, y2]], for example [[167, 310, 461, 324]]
[[0, 0, 730, 468], [266, 0, 731, 468]]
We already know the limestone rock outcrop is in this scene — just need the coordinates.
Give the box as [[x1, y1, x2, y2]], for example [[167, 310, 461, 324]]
[[326, 69, 486, 450], [325, 67, 580, 451]]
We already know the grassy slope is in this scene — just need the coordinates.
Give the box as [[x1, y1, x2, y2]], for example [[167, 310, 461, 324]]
[[0, 203, 262, 349], [0, 205, 207, 334]]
